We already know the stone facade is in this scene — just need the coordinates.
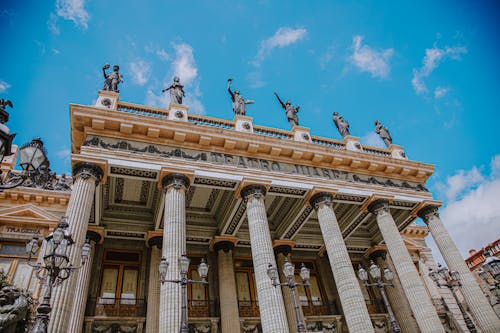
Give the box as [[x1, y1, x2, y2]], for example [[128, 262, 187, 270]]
[[0, 91, 498, 332]]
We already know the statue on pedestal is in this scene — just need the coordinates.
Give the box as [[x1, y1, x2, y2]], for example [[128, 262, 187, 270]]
[[102, 64, 123, 93], [162, 76, 185, 104], [0, 99, 13, 124], [274, 92, 300, 127], [227, 79, 254, 116], [374, 120, 392, 147], [333, 112, 350, 137]]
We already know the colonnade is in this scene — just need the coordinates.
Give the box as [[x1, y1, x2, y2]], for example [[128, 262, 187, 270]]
[[48, 167, 500, 333]]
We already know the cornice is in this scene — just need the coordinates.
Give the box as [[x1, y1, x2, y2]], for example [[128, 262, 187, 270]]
[[70, 103, 435, 184]]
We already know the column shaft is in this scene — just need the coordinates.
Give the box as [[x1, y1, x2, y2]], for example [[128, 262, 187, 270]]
[[146, 246, 161, 333], [159, 174, 189, 333], [49, 163, 102, 333], [243, 185, 289, 333], [216, 247, 240, 333], [419, 207, 500, 333], [311, 194, 374, 333], [276, 251, 304, 333], [67, 241, 96, 333], [370, 200, 444, 333]]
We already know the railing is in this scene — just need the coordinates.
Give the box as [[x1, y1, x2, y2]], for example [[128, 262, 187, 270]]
[[361, 145, 391, 157], [301, 301, 336, 316], [188, 299, 213, 317], [86, 298, 146, 317], [188, 114, 235, 130], [238, 300, 260, 317], [117, 101, 169, 119], [253, 125, 293, 140], [310, 136, 345, 150]]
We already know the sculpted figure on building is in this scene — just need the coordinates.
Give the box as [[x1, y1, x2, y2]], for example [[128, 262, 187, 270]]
[[274, 92, 300, 127], [0, 99, 13, 124], [333, 112, 350, 137], [227, 78, 254, 116], [102, 64, 123, 93], [375, 120, 393, 147], [162, 76, 185, 104]]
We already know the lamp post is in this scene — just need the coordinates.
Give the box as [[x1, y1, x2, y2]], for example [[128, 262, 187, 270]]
[[159, 254, 209, 333], [267, 258, 311, 333], [357, 260, 401, 333], [26, 217, 91, 333], [0, 138, 51, 190], [429, 264, 477, 333]]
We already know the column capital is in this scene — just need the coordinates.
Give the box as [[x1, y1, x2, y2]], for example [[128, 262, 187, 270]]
[[161, 173, 190, 190], [417, 205, 440, 225], [367, 198, 390, 215], [240, 184, 267, 200], [86, 226, 104, 244], [273, 240, 296, 256], [146, 230, 163, 248], [72, 162, 104, 185], [309, 192, 334, 210], [211, 235, 238, 252]]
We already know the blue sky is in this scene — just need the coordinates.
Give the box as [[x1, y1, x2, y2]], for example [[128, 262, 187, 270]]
[[0, 0, 499, 257]]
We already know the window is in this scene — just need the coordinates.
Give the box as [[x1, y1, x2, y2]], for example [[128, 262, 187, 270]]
[[187, 257, 210, 317], [295, 262, 329, 316], [234, 259, 259, 317], [98, 250, 140, 305], [0, 243, 37, 293]]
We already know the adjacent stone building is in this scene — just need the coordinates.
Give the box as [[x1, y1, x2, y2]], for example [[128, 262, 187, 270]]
[[1, 90, 499, 332]]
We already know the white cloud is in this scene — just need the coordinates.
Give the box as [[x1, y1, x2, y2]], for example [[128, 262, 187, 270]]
[[145, 42, 205, 114], [0, 80, 11, 93], [319, 46, 334, 70], [436, 166, 484, 201], [55, 0, 90, 29], [52, 48, 61, 55], [156, 49, 170, 61], [247, 71, 266, 89], [412, 44, 467, 95], [129, 60, 152, 86], [47, 13, 60, 35], [427, 155, 500, 258], [253, 27, 307, 66], [145, 43, 170, 61], [434, 86, 449, 99], [56, 148, 71, 163], [348, 35, 394, 79], [361, 131, 386, 148]]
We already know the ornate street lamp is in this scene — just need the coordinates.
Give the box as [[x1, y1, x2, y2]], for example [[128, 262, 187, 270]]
[[429, 264, 477, 333], [0, 138, 51, 190], [26, 217, 91, 333], [357, 261, 401, 333], [159, 254, 209, 333], [267, 258, 311, 332]]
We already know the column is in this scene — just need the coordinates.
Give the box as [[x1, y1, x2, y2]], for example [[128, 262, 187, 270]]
[[67, 230, 102, 333], [372, 251, 420, 333], [159, 174, 190, 333], [369, 199, 444, 333], [49, 162, 103, 333], [273, 242, 305, 333], [213, 239, 240, 333], [418, 205, 500, 333], [310, 192, 375, 333], [241, 185, 289, 333], [146, 237, 162, 333]]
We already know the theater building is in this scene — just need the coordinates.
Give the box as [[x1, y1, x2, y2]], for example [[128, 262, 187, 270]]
[[1, 89, 499, 333]]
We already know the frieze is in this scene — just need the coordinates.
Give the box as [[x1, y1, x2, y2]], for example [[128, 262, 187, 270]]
[[109, 166, 157, 179], [225, 200, 247, 235], [193, 177, 237, 189], [105, 230, 146, 240], [84, 135, 429, 192]]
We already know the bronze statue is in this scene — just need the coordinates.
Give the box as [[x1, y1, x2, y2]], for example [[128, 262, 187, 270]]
[[162, 76, 185, 104], [333, 112, 350, 137], [0, 271, 31, 333], [227, 79, 254, 116], [274, 92, 300, 127], [102, 64, 123, 93], [0, 99, 13, 124], [375, 120, 392, 147]]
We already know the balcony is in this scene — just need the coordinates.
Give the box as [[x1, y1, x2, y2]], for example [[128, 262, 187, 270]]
[[86, 298, 146, 317]]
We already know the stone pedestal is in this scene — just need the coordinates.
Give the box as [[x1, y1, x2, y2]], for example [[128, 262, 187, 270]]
[[235, 115, 254, 133], [369, 199, 444, 333], [389, 144, 407, 159], [48, 162, 104, 333], [310, 192, 375, 333], [292, 126, 312, 143], [419, 205, 500, 333], [242, 185, 289, 333], [159, 174, 190, 333], [168, 103, 189, 122], [95, 90, 119, 110], [343, 135, 363, 152]]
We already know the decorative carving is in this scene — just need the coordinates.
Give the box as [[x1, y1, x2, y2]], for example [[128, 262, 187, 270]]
[[101, 98, 112, 108], [225, 200, 247, 235], [0, 271, 32, 333], [161, 173, 190, 190], [275, 92, 300, 127], [228, 78, 254, 116], [242, 122, 251, 130], [241, 322, 258, 333], [73, 162, 104, 185], [302, 133, 310, 141], [268, 186, 307, 197], [193, 177, 237, 189], [417, 205, 440, 224], [309, 192, 334, 210], [283, 205, 314, 239], [240, 184, 267, 200], [367, 199, 390, 215], [109, 167, 157, 179], [174, 110, 184, 119], [3, 170, 73, 192], [372, 319, 389, 333]]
